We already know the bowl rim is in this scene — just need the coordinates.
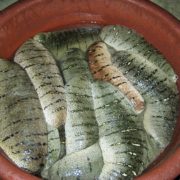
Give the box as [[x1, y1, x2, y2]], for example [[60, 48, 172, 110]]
[[0, 0, 180, 180]]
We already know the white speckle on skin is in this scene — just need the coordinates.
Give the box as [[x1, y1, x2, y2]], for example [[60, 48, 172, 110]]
[[132, 143, 141, 147], [122, 173, 128, 177], [132, 170, 137, 176]]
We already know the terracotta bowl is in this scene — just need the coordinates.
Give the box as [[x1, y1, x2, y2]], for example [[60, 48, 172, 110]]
[[0, 0, 180, 179]]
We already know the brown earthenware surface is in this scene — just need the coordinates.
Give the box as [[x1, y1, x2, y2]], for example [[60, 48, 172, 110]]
[[0, 0, 179, 180]]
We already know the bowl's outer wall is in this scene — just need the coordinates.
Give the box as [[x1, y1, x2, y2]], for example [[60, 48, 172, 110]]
[[0, 0, 179, 180]]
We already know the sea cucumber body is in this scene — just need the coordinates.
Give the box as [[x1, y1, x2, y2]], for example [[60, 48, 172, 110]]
[[14, 39, 66, 128]]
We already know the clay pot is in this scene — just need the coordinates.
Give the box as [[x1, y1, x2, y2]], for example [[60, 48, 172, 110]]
[[0, 0, 179, 179]]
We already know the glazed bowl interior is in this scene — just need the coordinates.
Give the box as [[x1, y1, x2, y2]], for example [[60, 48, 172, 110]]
[[0, 0, 180, 180]]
